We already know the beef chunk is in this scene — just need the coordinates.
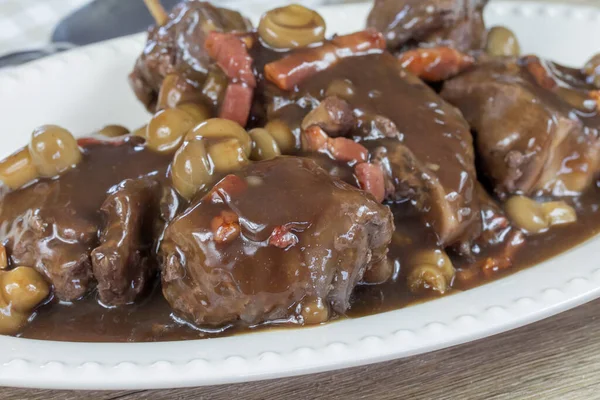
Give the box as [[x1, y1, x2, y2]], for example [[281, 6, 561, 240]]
[[367, 0, 488, 52], [91, 178, 162, 306], [0, 181, 97, 301], [129, 0, 251, 111], [0, 137, 172, 302], [441, 57, 600, 197], [370, 138, 479, 247], [449, 183, 515, 256], [160, 157, 394, 327], [270, 53, 481, 246]]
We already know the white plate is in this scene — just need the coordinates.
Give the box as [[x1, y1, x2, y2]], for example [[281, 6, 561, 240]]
[[0, 0, 599, 390]]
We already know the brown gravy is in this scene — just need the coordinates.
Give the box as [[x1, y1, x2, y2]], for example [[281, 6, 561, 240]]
[[8, 53, 600, 342], [15, 137, 600, 341]]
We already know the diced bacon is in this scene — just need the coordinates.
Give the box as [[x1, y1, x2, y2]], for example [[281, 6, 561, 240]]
[[264, 30, 386, 90], [303, 126, 368, 164], [328, 137, 368, 164], [205, 32, 256, 87], [398, 47, 475, 82], [332, 29, 386, 52], [205, 32, 256, 127], [269, 225, 298, 248], [211, 210, 241, 244], [355, 162, 385, 203], [219, 83, 253, 127], [303, 126, 330, 152]]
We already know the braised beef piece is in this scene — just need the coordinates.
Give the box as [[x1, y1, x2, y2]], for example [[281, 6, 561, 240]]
[[129, 0, 251, 111], [269, 52, 481, 247], [441, 57, 600, 198], [0, 182, 97, 301], [0, 138, 171, 301], [474, 184, 512, 248], [91, 178, 162, 306], [155, 186, 185, 246], [367, 0, 489, 52], [160, 157, 394, 327]]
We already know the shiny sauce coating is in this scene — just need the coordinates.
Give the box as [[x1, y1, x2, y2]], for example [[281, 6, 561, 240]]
[[10, 142, 599, 342], [8, 53, 600, 342]]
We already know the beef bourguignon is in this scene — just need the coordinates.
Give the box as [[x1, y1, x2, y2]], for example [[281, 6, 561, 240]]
[[1, 0, 599, 342]]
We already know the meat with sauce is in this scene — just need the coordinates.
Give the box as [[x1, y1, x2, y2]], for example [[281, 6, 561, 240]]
[[91, 178, 162, 306], [266, 51, 481, 248], [441, 56, 600, 198], [0, 180, 97, 301], [0, 137, 171, 302], [159, 157, 394, 327], [129, 0, 251, 112], [367, 0, 489, 52]]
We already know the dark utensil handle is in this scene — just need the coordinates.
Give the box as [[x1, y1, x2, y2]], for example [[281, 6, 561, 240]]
[[0, 43, 75, 68]]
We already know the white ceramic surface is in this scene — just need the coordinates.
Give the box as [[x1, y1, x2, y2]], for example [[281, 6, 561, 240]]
[[0, 0, 599, 390]]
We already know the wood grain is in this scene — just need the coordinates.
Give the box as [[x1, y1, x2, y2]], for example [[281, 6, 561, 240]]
[[5, 298, 600, 399]]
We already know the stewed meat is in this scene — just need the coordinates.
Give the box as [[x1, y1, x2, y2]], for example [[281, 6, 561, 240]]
[[367, 0, 489, 52], [4, 1, 600, 343], [0, 181, 97, 301], [91, 178, 162, 306], [268, 52, 481, 247], [0, 137, 171, 301], [160, 157, 394, 327], [129, 0, 251, 111], [441, 56, 600, 197]]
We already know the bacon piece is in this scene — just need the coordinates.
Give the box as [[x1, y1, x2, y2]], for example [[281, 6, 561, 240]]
[[303, 126, 367, 164], [398, 47, 475, 82], [205, 32, 256, 126], [211, 210, 241, 244], [219, 83, 254, 127], [303, 126, 330, 152], [355, 162, 385, 203], [205, 32, 256, 87], [522, 55, 557, 90], [264, 30, 386, 90], [269, 225, 298, 249], [329, 137, 368, 164]]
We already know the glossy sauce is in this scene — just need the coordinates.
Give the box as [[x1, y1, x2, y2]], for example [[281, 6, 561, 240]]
[[13, 143, 600, 342], [264, 52, 482, 247], [351, 183, 600, 315], [8, 52, 600, 342]]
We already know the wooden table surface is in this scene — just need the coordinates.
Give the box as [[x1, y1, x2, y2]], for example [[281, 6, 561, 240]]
[[4, 297, 600, 399]]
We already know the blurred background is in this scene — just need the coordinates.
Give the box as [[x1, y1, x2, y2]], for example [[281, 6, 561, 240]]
[[0, 0, 362, 66], [0, 0, 595, 67]]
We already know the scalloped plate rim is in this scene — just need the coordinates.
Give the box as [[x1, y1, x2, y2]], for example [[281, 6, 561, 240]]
[[0, 0, 600, 390]]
